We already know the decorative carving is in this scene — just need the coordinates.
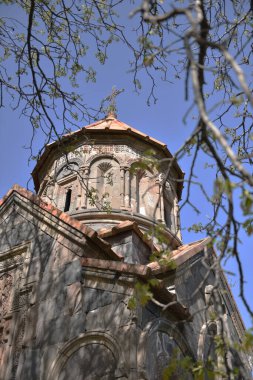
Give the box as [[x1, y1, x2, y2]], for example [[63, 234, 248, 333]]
[[11, 287, 31, 312], [56, 149, 84, 167], [0, 243, 30, 273], [56, 162, 79, 181], [0, 243, 31, 379], [0, 256, 22, 273], [138, 318, 193, 375], [11, 314, 27, 379], [0, 273, 13, 318], [98, 162, 113, 173], [84, 144, 141, 156], [85, 153, 122, 166]]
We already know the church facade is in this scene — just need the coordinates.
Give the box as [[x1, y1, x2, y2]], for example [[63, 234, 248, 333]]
[[0, 115, 251, 379]]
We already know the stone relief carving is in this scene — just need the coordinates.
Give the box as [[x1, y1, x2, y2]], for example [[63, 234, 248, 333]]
[[56, 147, 84, 167], [0, 243, 32, 380], [138, 319, 193, 380], [88, 158, 121, 209], [97, 161, 113, 173], [55, 144, 142, 169], [145, 331, 186, 380], [56, 162, 79, 181], [11, 314, 27, 379], [0, 273, 13, 318]]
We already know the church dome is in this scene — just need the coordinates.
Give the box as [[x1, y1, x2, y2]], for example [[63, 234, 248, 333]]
[[32, 116, 184, 245]]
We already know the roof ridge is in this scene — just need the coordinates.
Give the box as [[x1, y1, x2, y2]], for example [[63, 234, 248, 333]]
[[98, 220, 160, 252]]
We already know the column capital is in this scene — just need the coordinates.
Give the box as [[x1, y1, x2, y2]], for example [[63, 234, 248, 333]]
[[120, 165, 130, 171]]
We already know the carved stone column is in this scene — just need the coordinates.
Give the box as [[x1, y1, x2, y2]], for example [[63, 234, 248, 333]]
[[158, 175, 165, 223], [81, 166, 90, 209], [135, 173, 139, 213], [156, 178, 163, 222], [76, 179, 82, 210], [175, 200, 182, 239], [125, 167, 130, 209], [120, 167, 125, 208], [52, 182, 59, 208]]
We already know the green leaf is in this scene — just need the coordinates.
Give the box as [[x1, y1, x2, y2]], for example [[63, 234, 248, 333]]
[[240, 190, 253, 215], [143, 55, 154, 67]]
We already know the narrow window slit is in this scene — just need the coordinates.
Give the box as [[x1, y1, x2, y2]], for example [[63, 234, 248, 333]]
[[64, 189, 72, 212]]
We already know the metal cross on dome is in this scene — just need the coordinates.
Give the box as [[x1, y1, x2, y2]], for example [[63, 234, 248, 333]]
[[105, 86, 124, 118]]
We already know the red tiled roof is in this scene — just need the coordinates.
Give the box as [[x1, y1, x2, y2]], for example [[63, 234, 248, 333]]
[[147, 238, 212, 275], [84, 116, 168, 148], [98, 220, 159, 252], [31, 116, 184, 196]]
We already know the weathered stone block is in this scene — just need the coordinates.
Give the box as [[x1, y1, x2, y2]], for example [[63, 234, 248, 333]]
[[36, 314, 70, 347], [64, 259, 82, 285], [82, 288, 112, 313], [65, 282, 82, 316], [18, 348, 40, 380]]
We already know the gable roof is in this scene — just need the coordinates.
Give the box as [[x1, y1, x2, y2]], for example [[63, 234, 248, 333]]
[[98, 220, 160, 253], [0, 186, 245, 331], [31, 116, 184, 197], [147, 237, 212, 275], [0, 184, 123, 261], [146, 237, 246, 339], [0, 184, 190, 320]]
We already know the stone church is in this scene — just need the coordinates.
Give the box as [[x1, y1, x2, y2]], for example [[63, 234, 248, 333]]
[[0, 115, 251, 379]]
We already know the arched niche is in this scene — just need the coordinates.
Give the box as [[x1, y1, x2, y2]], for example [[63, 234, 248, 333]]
[[199, 320, 249, 379], [52, 159, 83, 212], [130, 167, 159, 220], [197, 321, 218, 378], [47, 332, 126, 380], [88, 157, 121, 209], [138, 319, 193, 380], [55, 158, 83, 180]]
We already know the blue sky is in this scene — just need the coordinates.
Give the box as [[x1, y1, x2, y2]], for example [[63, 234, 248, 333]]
[[0, 2, 252, 329]]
